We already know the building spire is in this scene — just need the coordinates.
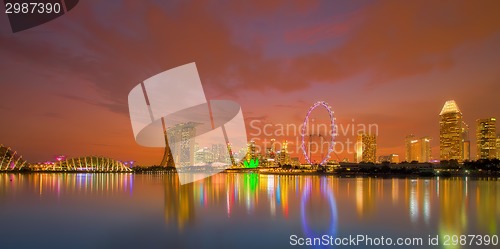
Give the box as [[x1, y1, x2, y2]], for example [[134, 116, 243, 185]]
[[439, 100, 461, 115]]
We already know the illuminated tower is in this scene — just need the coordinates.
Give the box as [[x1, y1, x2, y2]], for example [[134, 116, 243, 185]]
[[461, 121, 471, 161], [439, 100, 463, 161], [278, 140, 291, 165], [496, 135, 500, 159], [355, 134, 363, 163], [270, 138, 276, 158], [405, 134, 416, 162], [357, 132, 376, 163], [407, 136, 432, 162], [476, 118, 497, 159], [246, 141, 257, 161], [168, 122, 196, 167], [410, 139, 421, 162], [420, 137, 432, 162]]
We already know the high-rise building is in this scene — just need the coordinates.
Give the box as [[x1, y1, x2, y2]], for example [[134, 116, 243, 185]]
[[497, 135, 500, 159], [405, 135, 432, 162], [211, 144, 228, 163], [439, 100, 464, 161], [461, 121, 471, 161], [421, 137, 432, 162], [476, 118, 497, 159], [246, 140, 257, 161], [194, 147, 214, 165], [405, 134, 415, 162], [463, 141, 471, 161], [356, 132, 376, 163], [278, 140, 291, 165], [265, 138, 277, 160], [409, 139, 421, 162], [355, 135, 363, 163], [168, 122, 196, 167]]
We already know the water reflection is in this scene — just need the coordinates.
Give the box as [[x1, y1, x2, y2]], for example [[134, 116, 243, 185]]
[[158, 175, 499, 249], [0, 173, 134, 197], [0, 173, 499, 248], [300, 178, 337, 241], [164, 174, 195, 230]]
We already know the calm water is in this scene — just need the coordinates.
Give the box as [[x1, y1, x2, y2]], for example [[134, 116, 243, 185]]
[[0, 173, 499, 249]]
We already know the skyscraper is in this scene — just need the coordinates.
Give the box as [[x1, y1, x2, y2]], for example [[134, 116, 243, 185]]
[[355, 134, 363, 163], [168, 122, 196, 167], [246, 140, 257, 161], [461, 121, 471, 161], [439, 100, 463, 161], [278, 140, 291, 165], [421, 137, 432, 162], [405, 135, 432, 162], [476, 118, 497, 159], [497, 135, 500, 159], [409, 139, 421, 162], [405, 134, 415, 162], [356, 132, 376, 163]]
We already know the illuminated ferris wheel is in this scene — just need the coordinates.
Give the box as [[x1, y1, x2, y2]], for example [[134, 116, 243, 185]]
[[300, 101, 336, 165]]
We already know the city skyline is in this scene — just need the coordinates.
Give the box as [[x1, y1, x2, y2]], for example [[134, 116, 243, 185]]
[[1, 1, 500, 165]]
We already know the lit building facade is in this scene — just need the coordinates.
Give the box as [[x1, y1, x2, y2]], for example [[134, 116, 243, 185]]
[[439, 100, 464, 161], [497, 135, 500, 159], [461, 121, 471, 161], [405, 134, 415, 162], [476, 118, 497, 159], [246, 140, 257, 161], [405, 135, 431, 162], [277, 140, 291, 165], [168, 123, 196, 167], [356, 132, 376, 163], [378, 154, 400, 163]]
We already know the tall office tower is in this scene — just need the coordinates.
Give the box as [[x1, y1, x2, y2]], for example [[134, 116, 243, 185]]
[[476, 118, 497, 159], [278, 140, 291, 165], [246, 140, 257, 161], [194, 147, 214, 165], [356, 132, 376, 163], [405, 134, 416, 162], [463, 141, 471, 161], [409, 139, 421, 162], [405, 135, 431, 162], [461, 121, 471, 161], [420, 137, 432, 162], [168, 122, 196, 167], [211, 144, 228, 163], [265, 138, 277, 160], [270, 138, 276, 155], [355, 133, 363, 163], [439, 100, 463, 161], [496, 135, 500, 159]]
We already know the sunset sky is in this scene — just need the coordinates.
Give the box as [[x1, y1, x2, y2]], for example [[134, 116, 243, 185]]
[[1, 0, 499, 165]]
